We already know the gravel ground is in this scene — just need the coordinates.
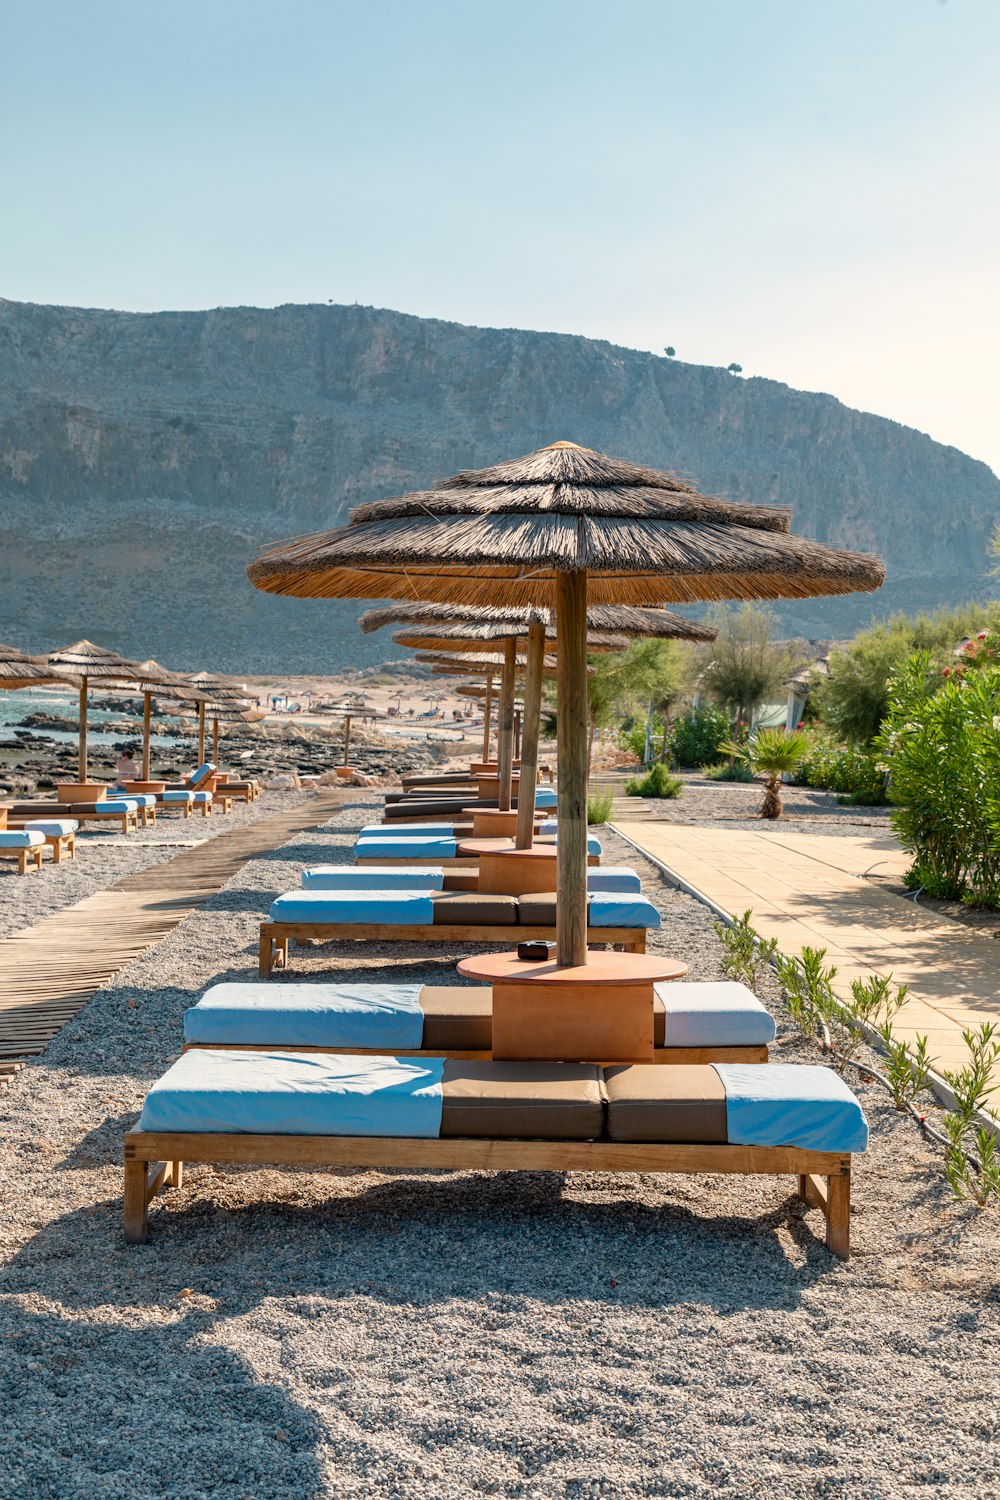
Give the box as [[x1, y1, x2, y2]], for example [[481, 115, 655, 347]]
[[0, 789, 312, 941], [1, 797, 998, 1499]]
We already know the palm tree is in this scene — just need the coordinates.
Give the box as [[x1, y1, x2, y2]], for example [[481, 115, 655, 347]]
[[720, 727, 811, 819]]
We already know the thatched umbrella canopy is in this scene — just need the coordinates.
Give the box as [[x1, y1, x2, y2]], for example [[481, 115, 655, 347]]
[[44, 639, 149, 782], [368, 603, 717, 839], [0, 644, 76, 690], [249, 440, 883, 967], [175, 672, 252, 764], [177, 699, 264, 765]]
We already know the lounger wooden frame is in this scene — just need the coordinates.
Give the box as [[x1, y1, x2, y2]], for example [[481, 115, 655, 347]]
[[0, 845, 44, 874], [184, 1040, 769, 1065], [258, 921, 648, 975], [123, 1129, 852, 1257]]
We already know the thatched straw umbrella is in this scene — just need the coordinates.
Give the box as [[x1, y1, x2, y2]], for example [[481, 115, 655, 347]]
[[249, 440, 883, 969], [44, 640, 146, 783], [183, 672, 252, 764], [177, 699, 265, 764], [0, 644, 75, 690], [384, 608, 713, 845]]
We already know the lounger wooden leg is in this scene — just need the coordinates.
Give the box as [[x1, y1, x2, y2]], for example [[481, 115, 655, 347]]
[[166, 1160, 184, 1191], [825, 1170, 851, 1261], [259, 933, 273, 978], [277, 937, 289, 971], [52, 838, 62, 864], [17, 851, 27, 875], [68, 834, 75, 859], [124, 1159, 150, 1244], [34, 848, 42, 871]]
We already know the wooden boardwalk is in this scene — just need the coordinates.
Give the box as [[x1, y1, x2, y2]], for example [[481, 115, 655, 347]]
[[0, 793, 345, 1081]]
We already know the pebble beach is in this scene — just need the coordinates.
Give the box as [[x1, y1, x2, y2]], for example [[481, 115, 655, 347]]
[[1, 794, 997, 1499]]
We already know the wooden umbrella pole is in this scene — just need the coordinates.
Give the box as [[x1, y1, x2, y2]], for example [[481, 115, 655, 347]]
[[482, 672, 493, 761], [515, 621, 545, 849], [556, 569, 589, 968], [198, 701, 206, 765], [213, 717, 220, 765], [497, 639, 517, 812], [343, 713, 352, 766], [78, 677, 88, 783], [514, 708, 522, 761], [142, 691, 152, 780]]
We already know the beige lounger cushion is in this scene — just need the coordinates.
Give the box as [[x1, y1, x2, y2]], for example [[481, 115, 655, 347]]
[[440, 1060, 604, 1140], [430, 892, 518, 925], [515, 892, 557, 925], [420, 986, 494, 1050], [604, 1064, 728, 1143], [417, 985, 669, 1049]]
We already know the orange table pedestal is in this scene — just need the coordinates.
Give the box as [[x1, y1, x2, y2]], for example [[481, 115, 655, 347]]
[[458, 838, 599, 885], [464, 807, 544, 840], [457, 950, 688, 1063]]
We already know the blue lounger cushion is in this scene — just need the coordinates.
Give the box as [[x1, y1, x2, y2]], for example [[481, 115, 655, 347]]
[[138, 1049, 444, 1137], [23, 819, 78, 836], [360, 823, 456, 837], [192, 791, 212, 804], [355, 837, 458, 860], [185, 982, 425, 1049], [713, 1063, 869, 1153], [118, 792, 155, 808], [189, 762, 215, 784], [162, 790, 195, 803], [586, 866, 641, 893], [588, 894, 660, 929], [534, 787, 557, 808], [654, 982, 776, 1047], [93, 799, 137, 813], [303, 866, 445, 891], [269, 890, 436, 924], [0, 830, 45, 848]]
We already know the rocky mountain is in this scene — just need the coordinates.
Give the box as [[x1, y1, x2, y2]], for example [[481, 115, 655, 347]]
[[1, 297, 997, 673]]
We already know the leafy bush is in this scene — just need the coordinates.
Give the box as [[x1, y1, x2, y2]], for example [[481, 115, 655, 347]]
[[712, 909, 778, 993], [877, 655, 1000, 904], [587, 791, 613, 824], [794, 733, 890, 804], [624, 763, 683, 799], [669, 705, 729, 767], [701, 759, 755, 782], [617, 717, 664, 763]]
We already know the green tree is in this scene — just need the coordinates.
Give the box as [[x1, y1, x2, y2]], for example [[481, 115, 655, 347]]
[[700, 604, 802, 724], [586, 639, 687, 770], [722, 727, 811, 819]]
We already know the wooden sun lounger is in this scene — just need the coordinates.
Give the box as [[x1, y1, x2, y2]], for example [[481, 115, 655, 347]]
[[123, 1129, 852, 1257], [0, 843, 44, 874], [258, 921, 647, 976]]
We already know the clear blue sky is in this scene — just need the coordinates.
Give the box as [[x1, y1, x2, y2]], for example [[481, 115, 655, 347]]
[[2, 0, 998, 471]]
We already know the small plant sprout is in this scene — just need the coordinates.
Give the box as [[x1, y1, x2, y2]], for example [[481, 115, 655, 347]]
[[941, 1024, 1000, 1206], [774, 946, 838, 1039], [833, 974, 910, 1072], [711, 909, 778, 995], [878, 1027, 933, 1110], [587, 790, 613, 825]]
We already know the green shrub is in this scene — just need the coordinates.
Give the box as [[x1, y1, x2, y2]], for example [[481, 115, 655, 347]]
[[669, 705, 729, 767], [587, 791, 614, 824], [624, 763, 683, 799], [793, 732, 890, 804], [877, 655, 1000, 904], [701, 758, 755, 782]]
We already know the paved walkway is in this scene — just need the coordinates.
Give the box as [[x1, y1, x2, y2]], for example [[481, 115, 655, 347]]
[[613, 822, 999, 1080]]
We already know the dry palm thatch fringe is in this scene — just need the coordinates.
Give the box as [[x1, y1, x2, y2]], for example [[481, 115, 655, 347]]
[[393, 625, 630, 653], [360, 601, 718, 642], [0, 644, 74, 688]]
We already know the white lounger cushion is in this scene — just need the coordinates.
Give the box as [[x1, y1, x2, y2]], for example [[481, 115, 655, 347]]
[[0, 830, 45, 848], [139, 1049, 444, 1136], [655, 982, 776, 1047], [185, 982, 425, 1049], [23, 819, 78, 836], [303, 866, 446, 891]]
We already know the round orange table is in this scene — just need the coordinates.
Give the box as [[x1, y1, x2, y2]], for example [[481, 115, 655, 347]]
[[463, 807, 521, 839], [457, 949, 687, 1061]]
